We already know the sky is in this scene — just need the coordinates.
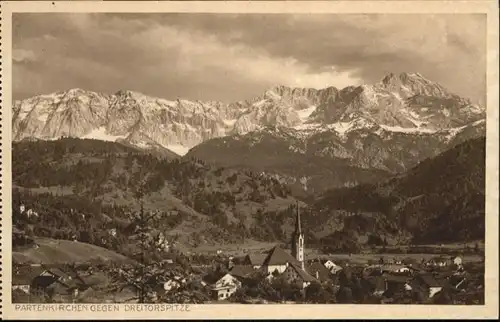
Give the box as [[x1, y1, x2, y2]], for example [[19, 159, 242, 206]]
[[13, 13, 486, 104]]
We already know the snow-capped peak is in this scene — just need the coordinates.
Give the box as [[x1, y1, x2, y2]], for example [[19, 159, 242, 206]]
[[12, 73, 485, 156]]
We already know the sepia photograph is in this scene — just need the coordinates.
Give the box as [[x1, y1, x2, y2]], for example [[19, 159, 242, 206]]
[[1, 0, 498, 319]]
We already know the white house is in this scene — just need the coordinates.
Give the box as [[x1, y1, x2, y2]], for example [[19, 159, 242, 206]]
[[323, 260, 343, 274], [163, 278, 184, 292], [108, 228, 117, 238], [211, 273, 242, 301], [26, 209, 39, 219], [453, 256, 463, 267], [381, 264, 411, 274]]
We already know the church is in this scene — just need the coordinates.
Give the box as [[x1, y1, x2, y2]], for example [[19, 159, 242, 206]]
[[259, 202, 317, 288]]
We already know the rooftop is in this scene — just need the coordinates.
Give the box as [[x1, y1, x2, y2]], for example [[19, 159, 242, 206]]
[[229, 265, 255, 279], [262, 246, 300, 267]]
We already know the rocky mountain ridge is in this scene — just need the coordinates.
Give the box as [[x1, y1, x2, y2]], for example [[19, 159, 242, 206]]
[[13, 72, 485, 157]]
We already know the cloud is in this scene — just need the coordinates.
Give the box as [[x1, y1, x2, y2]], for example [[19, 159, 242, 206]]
[[12, 13, 486, 104], [12, 49, 37, 63]]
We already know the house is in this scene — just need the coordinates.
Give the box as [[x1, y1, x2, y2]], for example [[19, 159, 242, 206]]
[[12, 265, 74, 301], [74, 286, 98, 303], [26, 209, 39, 219], [415, 274, 444, 298], [211, 273, 242, 301], [383, 273, 412, 296], [229, 265, 255, 281], [449, 275, 467, 291], [306, 262, 333, 284], [261, 246, 301, 275], [12, 288, 30, 303], [46, 279, 80, 303], [365, 276, 387, 296], [12, 271, 34, 296], [20, 204, 26, 214], [108, 228, 117, 238], [453, 256, 463, 267], [381, 264, 411, 274], [427, 256, 451, 268], [322, 260, 343, 274], [152, 231, 170, 252], [12, 227, 34, 246], [162, 279, 182, 292], [242, 253, 268, 269], [283, 263, 317, 289]]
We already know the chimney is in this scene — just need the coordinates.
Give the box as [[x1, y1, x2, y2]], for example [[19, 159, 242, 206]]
[[315, 271, 319, 279]]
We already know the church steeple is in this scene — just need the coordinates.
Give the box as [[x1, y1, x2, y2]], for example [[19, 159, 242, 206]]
[[291, 201, 305, 270]]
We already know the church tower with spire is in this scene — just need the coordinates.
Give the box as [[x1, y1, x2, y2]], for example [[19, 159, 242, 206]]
[[291, 202, 305, 270]]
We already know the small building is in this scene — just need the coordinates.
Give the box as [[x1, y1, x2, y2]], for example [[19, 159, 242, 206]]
[[453, 256, 463, 267], [12, 288, 31, 303], [383, 273, 412, 296], [12, 273, 32, 296], [283, 263, 317, 289], [449, 275, 467, 291], [366, 276, 387, 296], [322, 260, 343, 274], [163, 279, 182, 292], [108, 228, 117, 238], [211, 273, 242, 301], [260, 246, 301, 275], [427, 256, 451, 268], [415, 274, 444, 298], [307, 262, 333, 284], [12, 265, 70, 302], [381, 264, 411, 274], [12, 227, 34, 246]]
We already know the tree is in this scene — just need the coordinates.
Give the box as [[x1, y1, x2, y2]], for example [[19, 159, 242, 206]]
[[305, 281, 335, 303], [109, 187, 191, 303], [336, 286, 354, 304]]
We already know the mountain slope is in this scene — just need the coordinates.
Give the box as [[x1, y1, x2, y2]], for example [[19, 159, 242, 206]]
[[186, 119, 485, 194], [12, 138, 303, 251], [310, 136, 486, 244]]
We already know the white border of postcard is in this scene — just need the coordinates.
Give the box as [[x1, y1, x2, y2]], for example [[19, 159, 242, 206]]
[[1, 1, 498, 319]]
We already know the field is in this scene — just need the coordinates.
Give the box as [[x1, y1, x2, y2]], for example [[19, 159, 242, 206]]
[[190, 239, 278, 256], [13, 238, 131, 264], [311, 253, 483, 264], [189, 240, 484, 265]]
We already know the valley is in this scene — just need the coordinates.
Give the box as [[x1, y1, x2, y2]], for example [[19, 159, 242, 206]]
[[11, 72, 486, 305]]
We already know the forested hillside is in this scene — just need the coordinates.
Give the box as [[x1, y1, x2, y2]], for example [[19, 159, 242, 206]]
[[311, 136, 486, 245], [13, 138, 302, 253], [12, 136, 486, 255]]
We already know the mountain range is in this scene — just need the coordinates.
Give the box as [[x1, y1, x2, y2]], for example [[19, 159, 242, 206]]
[[11, 71, 486, 249], [13, 72, 486, 193]]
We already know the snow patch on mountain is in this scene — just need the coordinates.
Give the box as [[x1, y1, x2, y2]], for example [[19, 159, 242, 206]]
[[297, 105, 317, 122], [165, 144, 191, 156], [82, 127, 129, 142], [380, 124, 437, 134]]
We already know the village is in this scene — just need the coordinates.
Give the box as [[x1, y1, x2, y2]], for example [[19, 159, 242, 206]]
[[12, 207, 485, 305]]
